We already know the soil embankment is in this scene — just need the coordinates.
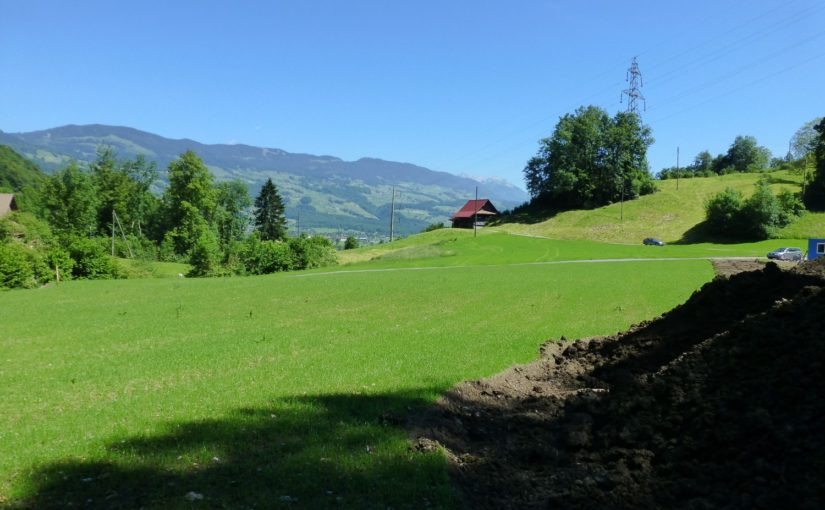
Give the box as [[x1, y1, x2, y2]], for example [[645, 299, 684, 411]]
[[411, 259, 825, 509]]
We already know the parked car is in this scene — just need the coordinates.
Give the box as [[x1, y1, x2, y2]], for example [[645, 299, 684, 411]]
[[767, 247, 803, 261], [643, 238, 665, 246]]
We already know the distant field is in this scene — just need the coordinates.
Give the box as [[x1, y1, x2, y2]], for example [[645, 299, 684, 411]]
[[337, 228, 809, 269], [496, 171, 824, 244], [0, 233, 714, 508]]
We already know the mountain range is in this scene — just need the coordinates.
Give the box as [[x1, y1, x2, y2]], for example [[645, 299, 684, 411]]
[[0, 125, 528, 236]]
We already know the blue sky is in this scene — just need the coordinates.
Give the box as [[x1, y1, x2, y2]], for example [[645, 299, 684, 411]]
[[2, 0, 824, 190]]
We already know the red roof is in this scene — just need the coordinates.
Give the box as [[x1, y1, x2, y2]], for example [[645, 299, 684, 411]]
[[452, 199, 498, 219]]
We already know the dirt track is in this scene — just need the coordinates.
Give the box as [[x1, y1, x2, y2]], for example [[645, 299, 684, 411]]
[[410, 259, 825, 509]]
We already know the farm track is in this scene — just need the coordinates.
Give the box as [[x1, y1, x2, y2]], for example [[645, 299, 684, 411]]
[[409, 259, 825, 509]]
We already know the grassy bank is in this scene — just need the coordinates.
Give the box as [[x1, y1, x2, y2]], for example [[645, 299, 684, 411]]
[[495, 171, 824, 243]]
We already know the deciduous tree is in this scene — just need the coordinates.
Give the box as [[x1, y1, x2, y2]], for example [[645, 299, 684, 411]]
[[523, 106, 655, 210], [715, 136, 771, 173], [790, 117, 823, 160], [41, 163, 99, 237], [161, 151, 217, 255], [215, 180, 252, 250]]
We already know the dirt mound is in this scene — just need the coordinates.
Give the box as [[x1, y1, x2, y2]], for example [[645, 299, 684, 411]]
[[411, 262, 825, 509]]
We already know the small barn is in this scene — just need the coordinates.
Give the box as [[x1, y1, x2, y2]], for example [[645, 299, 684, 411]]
[[0, 193, 18, 217], [808, 238, 825, 261], [451, 199, 499, 229]]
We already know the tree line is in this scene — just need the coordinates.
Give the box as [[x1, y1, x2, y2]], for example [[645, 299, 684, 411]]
[[1, 148, 336, 289]]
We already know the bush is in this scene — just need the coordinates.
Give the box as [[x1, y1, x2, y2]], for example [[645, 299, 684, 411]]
[[289, 236, 337, 270], [704, 178, 805, 240], [67, 237, 118, 279], [0, 242, 35, 289], [0, 211, 55, 246], [113, 234, 158, 260], [343, 236, 359, 250], [187, 230, 222, 277], [704, 187, 744, 236], [737, 178, 780, 239], [239, 234, 294, 275], [44, 246, 74, 278], [423, 222, 445, 232]]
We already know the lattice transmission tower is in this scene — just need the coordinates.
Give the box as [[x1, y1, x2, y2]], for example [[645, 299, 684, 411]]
[[620, 57, 646, 114]]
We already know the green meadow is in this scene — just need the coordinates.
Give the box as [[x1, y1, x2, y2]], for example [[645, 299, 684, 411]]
[[338, 228, 808, 270], [0, 232, 723, 508], [499, 170, 824, 244]]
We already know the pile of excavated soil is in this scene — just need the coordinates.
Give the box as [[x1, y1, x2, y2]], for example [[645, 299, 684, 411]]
[[411, 261, 825, 509]]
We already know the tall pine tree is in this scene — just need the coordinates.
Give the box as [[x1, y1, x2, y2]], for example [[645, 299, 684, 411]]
[[254, 178, 287, 241]]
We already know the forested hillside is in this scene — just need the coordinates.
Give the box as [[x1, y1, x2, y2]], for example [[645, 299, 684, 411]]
[[0, 144, 47, 192], [0, 125, 528, 235]]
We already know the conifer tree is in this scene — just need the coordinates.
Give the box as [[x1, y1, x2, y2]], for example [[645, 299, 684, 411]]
[[254, 178, 287, 241]]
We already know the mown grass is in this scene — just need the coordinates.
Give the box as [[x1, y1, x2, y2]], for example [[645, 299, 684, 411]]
[[0, 232, 714, 508], [337, 228, 809, 270], [496, 171, 824, 244]]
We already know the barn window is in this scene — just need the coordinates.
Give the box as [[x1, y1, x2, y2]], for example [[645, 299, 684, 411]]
[[818, 243, 825, 255]]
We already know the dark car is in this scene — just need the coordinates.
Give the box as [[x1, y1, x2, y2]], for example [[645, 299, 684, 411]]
[[643, 238, 665, 246], [767, 247, 803, 261]]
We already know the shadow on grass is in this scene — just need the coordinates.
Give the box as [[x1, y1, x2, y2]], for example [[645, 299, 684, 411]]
[[671, 221, 749, 245], [493, 207, 561, 226], [765, 175, 801, 186], [6, 390, 458, 510]]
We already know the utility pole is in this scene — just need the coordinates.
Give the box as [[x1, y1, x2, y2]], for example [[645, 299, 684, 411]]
[[473, 186, 478, 238], [112, 210, 133, 258], [620, 57, 646, 115], [111, 210, 116, 256], [389, 186, 396, 242]]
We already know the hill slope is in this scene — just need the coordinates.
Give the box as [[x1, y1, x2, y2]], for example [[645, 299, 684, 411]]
[[0, 144, 47, 192], [0, 125, 528, 235], [498, 171, 824, 243]]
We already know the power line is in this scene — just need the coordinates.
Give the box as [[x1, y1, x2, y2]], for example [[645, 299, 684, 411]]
[[648, 29, 825, 114], [434, 1, 824, 179], [647, 49, 825, 126]]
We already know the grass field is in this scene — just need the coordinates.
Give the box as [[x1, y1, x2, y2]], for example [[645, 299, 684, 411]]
[[0, 233, 717, 508], [337, 228, 809, 269], [496, 171, 824, 244]]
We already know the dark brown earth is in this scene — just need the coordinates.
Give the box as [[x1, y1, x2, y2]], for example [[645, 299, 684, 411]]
[[410, 259, 825, 509], [710, 258, 798, 278]]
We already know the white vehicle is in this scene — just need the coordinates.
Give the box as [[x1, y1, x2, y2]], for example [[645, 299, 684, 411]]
[[766, 247, 803, 261]]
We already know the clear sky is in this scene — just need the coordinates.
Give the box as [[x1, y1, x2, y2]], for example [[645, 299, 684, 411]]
[[2, 0, 824, 190]]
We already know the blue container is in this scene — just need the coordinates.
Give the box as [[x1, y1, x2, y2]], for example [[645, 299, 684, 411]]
[[808, 238, 825, 260]]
